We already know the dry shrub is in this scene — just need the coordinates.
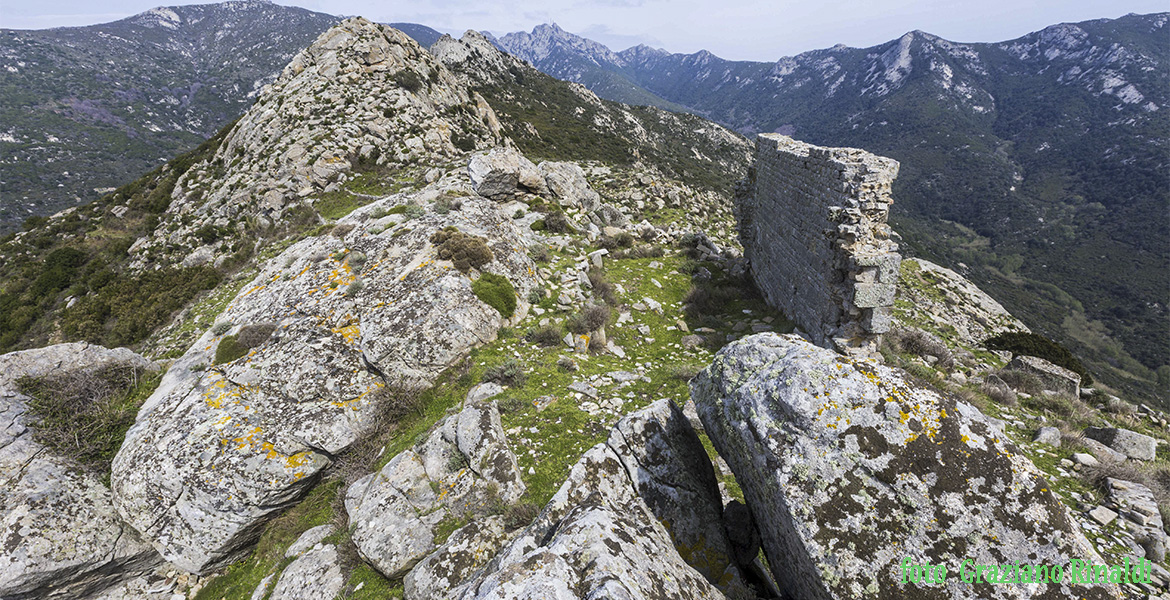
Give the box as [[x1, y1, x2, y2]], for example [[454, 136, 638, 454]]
[[544, 212, 570, 233], [597, 233, 635, 250], [996, 369, 1043, 395], [1021, 391, 1094, 425], [16, 364, 153, 472], [502, 502, 540, 530], [588, 268, 618, 305], [886, 328, 954, 370], [529, 244, 552, 263], [482, 359, 527, 388], [430, 227, 494, 273], [524, 324, 564, 347], [982, 380, 1018, 406], [567, 304, 610, 334], [611, 245, 666, 259]]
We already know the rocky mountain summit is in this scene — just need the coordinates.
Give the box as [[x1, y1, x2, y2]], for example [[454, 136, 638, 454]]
[[1, 15, 1169, 600]]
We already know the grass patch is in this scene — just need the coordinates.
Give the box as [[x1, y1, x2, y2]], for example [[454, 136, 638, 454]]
[[315, 191, 373, 220]]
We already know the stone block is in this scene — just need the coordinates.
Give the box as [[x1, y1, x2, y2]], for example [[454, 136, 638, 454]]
[[852, 283, 896, 308], [1084, 427, 1157, 461], [1007, 355, 1080, 398]]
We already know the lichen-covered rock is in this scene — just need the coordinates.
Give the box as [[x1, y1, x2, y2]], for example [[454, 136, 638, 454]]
[[405, 515, 515, 600], [692, 333, 1119, 600], [452, 443, 726, 599], [0, 343, 161, 599], [606, 399, 751, 595], [469, 147, 546, 198], [268, 529, 345, 600], [538, 161, 600, 213], [112, 196, 535, 573], [1008, 355, 1081, 398], [346, 400, 524, 580]]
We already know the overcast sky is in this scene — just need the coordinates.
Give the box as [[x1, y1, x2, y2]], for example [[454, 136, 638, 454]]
[[1, 0, 1165, 60]]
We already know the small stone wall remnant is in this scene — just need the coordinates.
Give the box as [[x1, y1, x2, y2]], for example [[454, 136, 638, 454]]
[[738, 134, 901, 356]]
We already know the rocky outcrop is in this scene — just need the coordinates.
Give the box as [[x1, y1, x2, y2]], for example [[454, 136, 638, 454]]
[[452, 444, 727, 599], [692, 333, 1119, 599], [451, 399, 743, 599], [129, 17, 503, 269], [538, 161, 601, 212], [111, 196, 536, 573], [896, 258, 1029, 349], [469, 147, 548, 198], [1007, 355, 1081, 398], [266, 526, 345, 600], [0, 343, 161, 599], [345, 400, 525, 581], [1084, 427, 1157, 461]]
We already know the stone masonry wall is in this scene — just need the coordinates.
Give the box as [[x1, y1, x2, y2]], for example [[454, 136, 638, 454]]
[[738, 134, 901, 356]]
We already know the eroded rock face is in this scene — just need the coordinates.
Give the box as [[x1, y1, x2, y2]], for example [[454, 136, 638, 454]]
[[0, 343, 161, 599], [112, 196, 535, 573], [606, 399, 751, 595], [538, 161, 600, 212], [346, 400, 524, 581], [692, 333, 1119, 600], [452, 444, 727, 599], [469, 147, 547, 199]]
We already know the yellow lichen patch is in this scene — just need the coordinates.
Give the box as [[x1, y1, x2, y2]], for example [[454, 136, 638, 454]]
[[285, 451, 312, 469], [333, 323, 361, 345], [291, 265, 311, 280], [243, 284, 266, 296]]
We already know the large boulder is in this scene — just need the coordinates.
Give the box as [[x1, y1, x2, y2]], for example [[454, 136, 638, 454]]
[[266, 526, 345, 600], [111, 197, 536, 573], [1084, 427, 1157, 461], [606, 399, 752, 595], [538, 161, 600, 212], [469, 147, 546, 198], [692, 333, 1118, 600], [345, 400, 524, 582], [452, 443, 727, 599], [1007, 355, 1081, 398], [0, 343, 161, 599]]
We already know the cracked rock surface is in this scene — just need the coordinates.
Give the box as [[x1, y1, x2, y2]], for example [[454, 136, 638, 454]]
[[0, 343, 161, 599], [692, 332, 1120, 600], [112, 196, 535, 573]]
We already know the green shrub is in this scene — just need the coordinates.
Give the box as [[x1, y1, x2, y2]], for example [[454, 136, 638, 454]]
[[472, 273, 516, 318], [451, 132, 477, 152], [431, 227, 494, 273], [587, 269, 618, 305], [984, 332, 1093, 385], [386, 205, 408, 215], [393, 69, 423, 92], [529, 219, 546, 231], [215, 334, 247, 364]]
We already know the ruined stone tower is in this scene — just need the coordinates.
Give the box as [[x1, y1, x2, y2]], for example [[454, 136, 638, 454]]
[[738, 134, 901, 356]]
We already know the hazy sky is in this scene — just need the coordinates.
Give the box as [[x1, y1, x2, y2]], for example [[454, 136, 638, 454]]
[[1, 0, 1165, 60]]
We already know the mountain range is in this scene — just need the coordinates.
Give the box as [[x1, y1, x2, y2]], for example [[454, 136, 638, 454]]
[[0, 2, 1166, 401], [496, 16, 1170, 399]]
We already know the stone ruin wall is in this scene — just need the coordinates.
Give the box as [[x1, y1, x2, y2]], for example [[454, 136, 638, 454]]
[[739, 134, 901, 356]]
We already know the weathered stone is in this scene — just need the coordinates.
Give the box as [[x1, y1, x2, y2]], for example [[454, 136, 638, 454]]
[[112, 197, 535, 573], [1088, 506, 1118, 526], [538, 161, 600, 212], [404, 515, 515, 600], [1033, 426, 1061, 447], [452, 444, 726, 599], [345, 400, 524, 580], [1084, 427, 1157, 461], [284, 525, 334, 559], [1103, 478, 1166, 562], [740, 135, 901, 356], [897, 258, 1029, 348], [469, 147, 542, 199], [692, 333, 1118, 600], [1072, 452, 1100, 467], [1080, 438, 1127, 464], [0, 343, 162, 600], [268, 541, 345, 600], [1007, 355, 1081, 398], [606, 399, 752, 595]]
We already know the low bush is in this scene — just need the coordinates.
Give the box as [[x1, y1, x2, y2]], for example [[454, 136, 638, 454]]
[[996, 369, 1043, 395], [524, 324, 563, 347], [566, 304, 610, 334], [472, 273, 516, 318], [529, 244, 551, 263], [431, 227, 495, 273], [544, 212, 571, 233], [482, 359, 527, 388], [529, 220, 546, 232], [597, 233, 635, 250], [885, 329, 954, 370], [983, 331, 1092, 385], [587, 268, 617, 305], [215, 322, 276, 364]]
